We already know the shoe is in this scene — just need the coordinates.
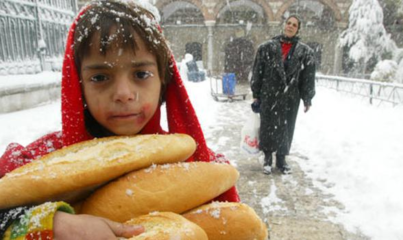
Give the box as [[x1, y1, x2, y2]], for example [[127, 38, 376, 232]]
[[263, 152, 272, 175], [263, 165, 272, 175], [276, 154, 292, 174], [278, 164, 291, 174], [264, 152, 273, 166]]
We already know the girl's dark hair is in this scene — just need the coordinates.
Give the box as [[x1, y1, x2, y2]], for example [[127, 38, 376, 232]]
[[73, 1, 173, 137], [73, 1, 172, 101], [286, 15, 302, 34]]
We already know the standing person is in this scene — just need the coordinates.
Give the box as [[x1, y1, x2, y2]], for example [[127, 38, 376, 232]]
[[250, 15, 316, 175], [0, 1, 239, 239]]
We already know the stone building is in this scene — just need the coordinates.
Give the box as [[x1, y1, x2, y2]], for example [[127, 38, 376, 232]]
[[157, 0, 354, 80], [78, 0, 354, 80], [2, 0, 401, 78]]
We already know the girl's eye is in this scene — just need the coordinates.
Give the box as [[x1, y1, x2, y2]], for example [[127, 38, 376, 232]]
[[90, 74, 109, 82], [135, 71, 154, 80]]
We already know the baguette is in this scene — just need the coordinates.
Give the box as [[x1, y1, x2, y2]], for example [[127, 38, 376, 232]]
[[80, 162, 239, 222], [124, 212, 208, 240], [0, 134, 196, 209], [183, 202, 268, 240]]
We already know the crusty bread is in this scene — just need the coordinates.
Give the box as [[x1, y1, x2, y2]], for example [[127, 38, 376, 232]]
[[183, 202, 268, 240], [80, 162, 239, 222], [0, 134, 196, 209], [125, 212, 208, 240]]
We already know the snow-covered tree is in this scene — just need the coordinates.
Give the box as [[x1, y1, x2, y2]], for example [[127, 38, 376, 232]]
[[339, 0, 397, 75], [370, 60, 397, 82]]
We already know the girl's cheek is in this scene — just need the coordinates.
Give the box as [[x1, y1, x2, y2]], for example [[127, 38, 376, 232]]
[[137, 103, 152, 124], [142, 103, 152, 114]]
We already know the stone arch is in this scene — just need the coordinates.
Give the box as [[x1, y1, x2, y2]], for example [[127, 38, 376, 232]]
[[156, 0, 209, 23], [213, 0, 274, 23], [275, 0, 342, 22]]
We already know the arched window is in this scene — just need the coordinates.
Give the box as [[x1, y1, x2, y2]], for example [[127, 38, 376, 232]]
[[283, 0, 336, 31], [161, 2, 204, 25], [217, 0, 266, 25]]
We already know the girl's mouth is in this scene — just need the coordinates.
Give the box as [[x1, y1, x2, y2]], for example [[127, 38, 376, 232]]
[[110, 112, 141, 120]]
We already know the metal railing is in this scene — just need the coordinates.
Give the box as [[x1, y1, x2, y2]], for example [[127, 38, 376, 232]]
[[316, 74, 403, 107], [0, 0, 77, 74]]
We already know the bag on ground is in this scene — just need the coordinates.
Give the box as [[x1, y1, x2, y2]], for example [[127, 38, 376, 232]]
[[240, 113, 260, 155]]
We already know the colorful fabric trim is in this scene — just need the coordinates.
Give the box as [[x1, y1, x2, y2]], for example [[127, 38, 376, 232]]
[[3, 202, 74, 240], [0, 207, 29, 238]]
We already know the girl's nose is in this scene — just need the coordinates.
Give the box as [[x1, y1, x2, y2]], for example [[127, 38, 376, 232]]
[[113, 78, 138, 103]]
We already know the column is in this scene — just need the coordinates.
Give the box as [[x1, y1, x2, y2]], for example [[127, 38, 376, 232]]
[[333, 43, 342, 75], [205, 20, 215, 76]]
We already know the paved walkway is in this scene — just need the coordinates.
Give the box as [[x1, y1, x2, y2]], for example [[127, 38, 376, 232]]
[[204, 83, 370, 240]]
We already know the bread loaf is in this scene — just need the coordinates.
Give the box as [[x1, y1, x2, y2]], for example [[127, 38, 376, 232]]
[[80, 162, 239, 222], [183, 202, 268, 240], [125, 212, 208, 240], [0, 134, 196, 209]]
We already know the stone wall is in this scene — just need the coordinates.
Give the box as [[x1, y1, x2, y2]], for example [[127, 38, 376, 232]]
[[0, 83, 60, 113], [163, 23, 343, 76]]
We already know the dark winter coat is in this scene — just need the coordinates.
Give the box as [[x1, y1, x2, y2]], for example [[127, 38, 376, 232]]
[[251, 35, 316, 155]]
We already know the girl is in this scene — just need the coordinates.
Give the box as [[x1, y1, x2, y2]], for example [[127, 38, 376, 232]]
[[0, 1, 239, 239]]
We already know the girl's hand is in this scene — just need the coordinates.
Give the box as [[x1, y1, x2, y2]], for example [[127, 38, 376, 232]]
[[54, 211, 144, 240]]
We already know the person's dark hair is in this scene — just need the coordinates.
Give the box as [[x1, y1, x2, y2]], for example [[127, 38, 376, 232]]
[[285, 15, 302, 35], [73, 1, 172, 101], [72, 1, 173, 137]]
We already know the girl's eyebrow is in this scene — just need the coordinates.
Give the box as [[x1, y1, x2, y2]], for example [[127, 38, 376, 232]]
[[130, 61, 157, 68], [82, 63, 113, 71], [82, 61, 156, 71]]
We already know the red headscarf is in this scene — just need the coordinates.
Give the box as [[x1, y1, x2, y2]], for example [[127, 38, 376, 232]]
[[1, 3, 239, 202], [61, 5, 211, 162]]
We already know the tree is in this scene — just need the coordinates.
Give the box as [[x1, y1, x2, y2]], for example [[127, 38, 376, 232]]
[[339, 0, 397, 76], [379, 0, 402, 27], [398, 0, 403, 17]]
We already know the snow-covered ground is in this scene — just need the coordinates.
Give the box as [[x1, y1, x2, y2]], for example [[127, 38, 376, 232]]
[[293, 87, 403, 240], [1, 72, 403, 240]]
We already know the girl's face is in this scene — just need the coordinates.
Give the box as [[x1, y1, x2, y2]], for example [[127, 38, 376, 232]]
[[80, 35, 161, 136], [284, 17, 299, 38]]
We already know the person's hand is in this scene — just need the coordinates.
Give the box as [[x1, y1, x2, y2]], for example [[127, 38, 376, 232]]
[[304, 105, 311, 113], [54, 211, 144, 240], [251, 99, 261, 113]]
